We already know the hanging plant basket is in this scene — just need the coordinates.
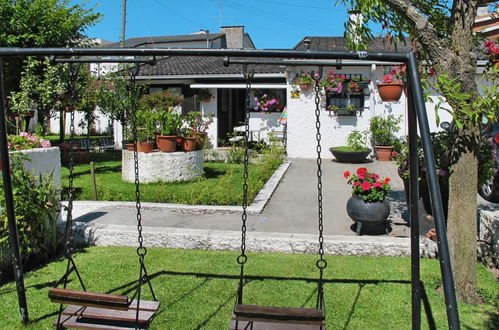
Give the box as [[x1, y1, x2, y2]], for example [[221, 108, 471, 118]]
[[377, 83, 404, 102]]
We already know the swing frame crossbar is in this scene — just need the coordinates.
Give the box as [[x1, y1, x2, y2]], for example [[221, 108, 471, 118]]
[[0, 47, 459, 330]]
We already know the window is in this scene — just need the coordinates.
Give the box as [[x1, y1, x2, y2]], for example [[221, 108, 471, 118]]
[[325, 74, 369, 115]]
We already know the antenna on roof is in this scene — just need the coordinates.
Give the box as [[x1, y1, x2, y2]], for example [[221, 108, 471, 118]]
[[212, 1, 232, 29], [121, 0, 127, 48]]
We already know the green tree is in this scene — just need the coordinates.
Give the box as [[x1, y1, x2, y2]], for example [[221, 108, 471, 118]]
[[336, 0, 498, 303], [0, 0, 100, 95]]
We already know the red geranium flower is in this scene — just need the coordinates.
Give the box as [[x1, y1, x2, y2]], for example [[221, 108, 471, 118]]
[[344, 170, 350, 178], [361, 181, 371, 191], [356, 167, 368, 174]]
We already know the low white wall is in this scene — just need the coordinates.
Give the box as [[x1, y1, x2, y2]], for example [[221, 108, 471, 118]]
[[122, 150, 204, 183], [12, 147, 62, 189]]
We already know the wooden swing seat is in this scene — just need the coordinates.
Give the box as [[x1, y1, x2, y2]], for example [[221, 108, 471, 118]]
[[230, 304, 326, 329], [49, 288, 160, 329], [49, 288, 130, 310]]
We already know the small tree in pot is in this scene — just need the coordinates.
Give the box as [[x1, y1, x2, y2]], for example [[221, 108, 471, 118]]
[[369, 114, 401, 161], [329, 130, 371, 163], [157, 112, 182, 152]]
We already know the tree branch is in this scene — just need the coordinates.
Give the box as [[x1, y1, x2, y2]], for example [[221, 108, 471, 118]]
[[381, 0, 447, 61]]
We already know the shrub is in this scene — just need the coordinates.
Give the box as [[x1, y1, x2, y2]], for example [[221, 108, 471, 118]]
[[0, 154, 59, 267]]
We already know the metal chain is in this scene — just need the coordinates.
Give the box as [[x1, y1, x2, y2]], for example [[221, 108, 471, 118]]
[[64, 63, 80, 258], [313, 69, 327, 274], [129, 67, 147, 262], [235, 65, 253, 305]]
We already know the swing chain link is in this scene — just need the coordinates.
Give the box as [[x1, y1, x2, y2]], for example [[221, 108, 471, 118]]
[[238, 65, 254, 265], [129, 66, 147, 260], [313, 68, 327, 272]]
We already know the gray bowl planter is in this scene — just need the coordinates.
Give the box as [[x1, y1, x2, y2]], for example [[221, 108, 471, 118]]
[[329, 147, 372, 163]]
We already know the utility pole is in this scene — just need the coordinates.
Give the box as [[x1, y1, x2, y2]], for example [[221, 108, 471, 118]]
[[121, 0, 127, 47]]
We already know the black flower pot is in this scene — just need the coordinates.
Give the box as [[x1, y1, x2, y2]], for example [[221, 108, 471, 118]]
[[346, 194, 390, 235], [329, 147, 371, 163]]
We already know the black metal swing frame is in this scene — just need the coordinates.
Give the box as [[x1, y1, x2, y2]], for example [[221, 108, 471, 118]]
[[0, 47, 460, 330]]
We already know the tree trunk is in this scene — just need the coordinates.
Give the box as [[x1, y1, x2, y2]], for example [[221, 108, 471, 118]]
[[446, 127, 481, 303]]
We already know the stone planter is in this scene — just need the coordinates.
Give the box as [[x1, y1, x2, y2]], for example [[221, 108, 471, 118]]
[[374, 146, 393, 161], [12, 147, 62, 189], [377, 83, 404, 102], [122, 149, 203, 183], [329, 147, 371, 163], [346, 194, 390, 235]]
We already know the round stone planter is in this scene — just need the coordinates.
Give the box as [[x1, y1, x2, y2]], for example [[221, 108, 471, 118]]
[[122, 150, 203, 183], [346, 194, 390, 235], [329, 147, 371, 163]]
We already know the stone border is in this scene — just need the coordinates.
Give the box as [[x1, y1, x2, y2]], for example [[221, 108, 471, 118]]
[[64, 161, 291, 216], [71, 223, 438, 258]]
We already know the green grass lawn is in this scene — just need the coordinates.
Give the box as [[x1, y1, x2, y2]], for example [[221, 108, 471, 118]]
[[0, 247, 496, 329], [62, 152, 278, 205]]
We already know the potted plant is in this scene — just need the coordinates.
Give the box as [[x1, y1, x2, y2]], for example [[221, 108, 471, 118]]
[[320, 70, 346, 93], [254, 92, 282, 113], [135, 109, 156, 153], [344, 167, 391, 235], [377, 65, 406, 102], [157, 112, 182, 152], [291, 71, 316, 91], [179, 127, 197, 152], [197, 88, 215, 103], [369, 114, 401, 161], [329, 130, 371, 163], [185, 111, 214, 150]]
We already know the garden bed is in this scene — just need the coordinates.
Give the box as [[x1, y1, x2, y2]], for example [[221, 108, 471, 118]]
[[62, 150, 283, 205]]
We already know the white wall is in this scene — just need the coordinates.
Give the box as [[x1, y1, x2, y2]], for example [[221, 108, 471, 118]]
[[285, 65, 455, 159], [201, 89, 218, 148]]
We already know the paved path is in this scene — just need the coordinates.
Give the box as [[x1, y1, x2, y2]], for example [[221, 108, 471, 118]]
[[70, 158, 499, 237]]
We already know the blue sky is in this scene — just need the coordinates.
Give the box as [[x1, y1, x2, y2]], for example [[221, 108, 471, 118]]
[[75, 0, 382, 49]]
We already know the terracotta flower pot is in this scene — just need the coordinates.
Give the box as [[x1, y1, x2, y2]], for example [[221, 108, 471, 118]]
[[377, 83, 404, 102], [125, 143, 135, 151], [299, 83, 311, 91], [181, 137, 197, 151], [137, 141, 154, 153], [195, 132, 208, 150], [156, 135, 177, 152], [374, 146, 394, 161]]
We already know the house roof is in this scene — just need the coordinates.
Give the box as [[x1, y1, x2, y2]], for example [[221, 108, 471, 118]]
[[137, 56, 285, 77], [103, 33, 225, 48], [293, 36, 414, 52]]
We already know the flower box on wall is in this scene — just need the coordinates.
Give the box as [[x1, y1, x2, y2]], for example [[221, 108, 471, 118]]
[[326, 107, 363, 116]]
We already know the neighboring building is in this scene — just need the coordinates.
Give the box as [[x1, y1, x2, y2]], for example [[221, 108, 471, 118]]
[[474, 5, 498, 39], [53, 22, 494, 158]]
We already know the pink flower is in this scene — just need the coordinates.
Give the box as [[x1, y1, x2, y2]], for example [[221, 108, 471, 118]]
[[19, 132, 28, 137], [40, 139, 51, 148], [357, 172, 366, 180], [353, 182, 359, 186], [391, 151, 397, 157], [28, 135, 38, 142], [382, 74, 393, 83], [373, 182, 382, 188], [361, 181, 371, 191]]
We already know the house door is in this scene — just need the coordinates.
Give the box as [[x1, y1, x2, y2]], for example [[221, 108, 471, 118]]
[[218, 89, 245, 144]]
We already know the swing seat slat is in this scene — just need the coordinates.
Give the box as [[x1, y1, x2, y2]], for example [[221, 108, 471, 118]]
[[62, 303, 158, 323], [233, 304, 325, 325], [53, 315, 148, 329], [49, 288, 130, 310]]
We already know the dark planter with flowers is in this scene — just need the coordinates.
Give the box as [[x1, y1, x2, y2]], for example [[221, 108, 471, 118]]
[[344, 168, 392, 235], [346, 195, 390, 235]]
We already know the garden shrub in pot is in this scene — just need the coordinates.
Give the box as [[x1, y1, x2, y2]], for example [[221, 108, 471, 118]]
[[369, 114, 401, 161]]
